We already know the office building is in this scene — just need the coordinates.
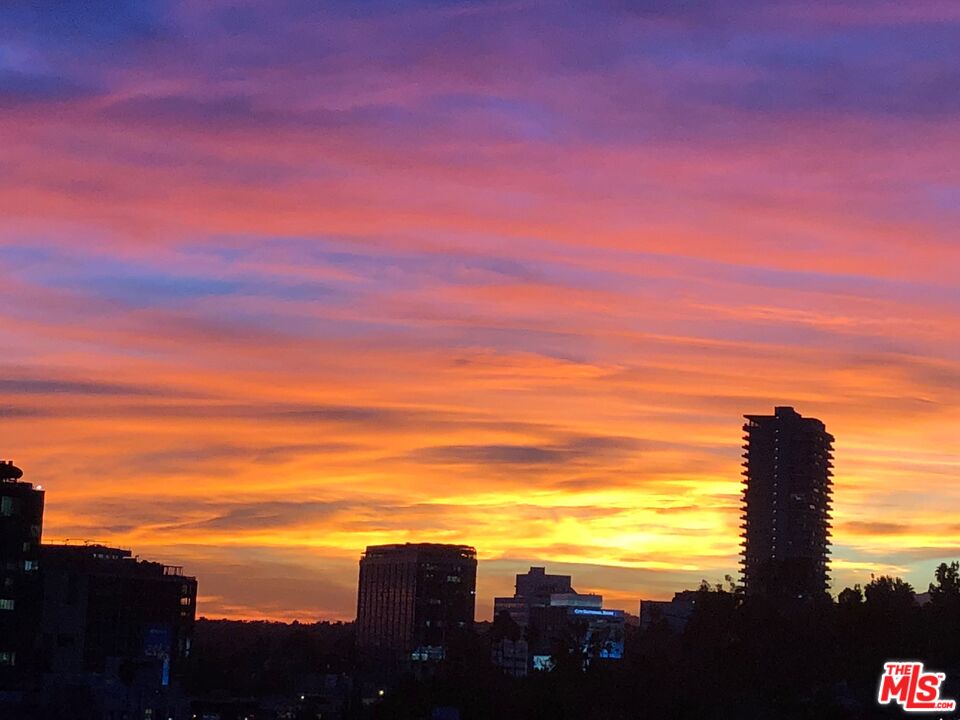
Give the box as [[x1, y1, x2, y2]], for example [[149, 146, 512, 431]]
[[492, 566, 623, 675], [356, 543, 477, 661], [0, 459, 44, 692], [493, 567, 574, 626], [527, 604, 625, 671], [38, 543, 198, 719], [740, 406, 834, 601]]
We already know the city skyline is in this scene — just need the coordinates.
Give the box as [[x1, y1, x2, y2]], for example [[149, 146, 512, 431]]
[[1, 395, 948, 622], [3, 1, 960, 622]]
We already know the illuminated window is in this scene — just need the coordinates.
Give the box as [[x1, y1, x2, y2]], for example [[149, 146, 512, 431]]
[[0, 497, 13, 516], [0, 599, 14, 611], [0, 651, 15, 666], [180, 596, 192, 606]]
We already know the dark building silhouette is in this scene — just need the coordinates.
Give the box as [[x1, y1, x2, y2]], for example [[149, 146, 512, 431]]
[[38, 543, 198, 718], [740, 406, 834, 601], [527, 604, 625, 671], [491, 567, 622, 676], [639, 590, 698, 633], [39, 544, 197, 675], [0, 459, 44, 692], [493, 566, 574, 627], [356, 543, 476, 661]]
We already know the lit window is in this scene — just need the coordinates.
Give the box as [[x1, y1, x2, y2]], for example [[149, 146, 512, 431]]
[[0, 599, 14, 611], [180, 597, 192, 606], [0, 651, 15, 666], [0, 497, 13, 516]]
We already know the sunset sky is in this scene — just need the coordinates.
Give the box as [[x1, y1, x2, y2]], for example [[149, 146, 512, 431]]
[[2, 1, 959, 621]]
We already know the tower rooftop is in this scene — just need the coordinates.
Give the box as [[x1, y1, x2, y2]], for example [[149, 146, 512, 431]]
[[0, 459, 24, 482]]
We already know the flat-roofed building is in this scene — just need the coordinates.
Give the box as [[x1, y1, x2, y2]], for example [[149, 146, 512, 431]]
[[493, 567, 574, 626], [356, 543, 477, 661], [38, 543, 198, 719]]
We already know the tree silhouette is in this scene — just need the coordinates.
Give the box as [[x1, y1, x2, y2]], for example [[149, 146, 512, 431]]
[[837, 584, 863, 606], [864, 575, 915, 610], [929, 561, 960, 607]]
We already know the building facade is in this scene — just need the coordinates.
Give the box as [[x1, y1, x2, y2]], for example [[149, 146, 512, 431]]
[[492, 566, 623, 675], [740, 406, 834, 601], [526, 604, 626, 671], [356, 543, 477, 661], [38, 544, 197, 718], [0, 459, 44, 692]]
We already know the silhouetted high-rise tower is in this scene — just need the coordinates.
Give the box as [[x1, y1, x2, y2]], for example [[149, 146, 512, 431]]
[[740, 407, 833, 601], [0, 459, 44, 690]]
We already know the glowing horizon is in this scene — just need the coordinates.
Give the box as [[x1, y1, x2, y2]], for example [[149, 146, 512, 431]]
[[2, 1, 959, 621]]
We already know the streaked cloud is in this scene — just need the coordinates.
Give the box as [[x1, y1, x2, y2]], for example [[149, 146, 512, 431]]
[[2, 0, 959, 619]]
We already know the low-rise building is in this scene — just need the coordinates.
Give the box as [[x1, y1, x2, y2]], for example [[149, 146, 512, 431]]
[[639, 590, 698, 633], [38, 543, 198, 719], [492, 567, 625, 675]]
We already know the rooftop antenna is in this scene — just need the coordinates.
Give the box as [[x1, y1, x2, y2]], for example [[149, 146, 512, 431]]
[[0, 459, 24, 482]]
